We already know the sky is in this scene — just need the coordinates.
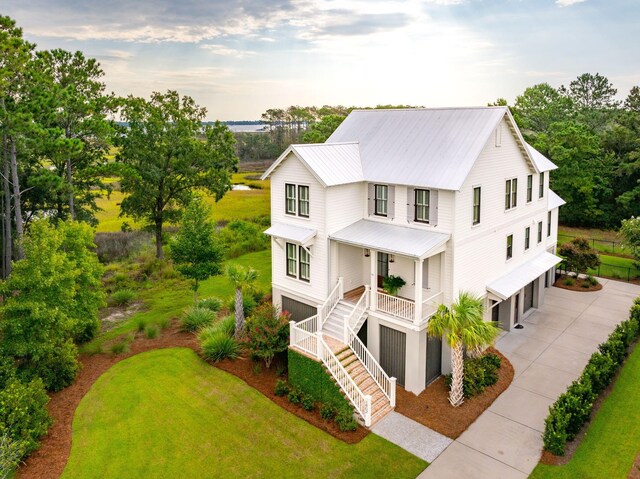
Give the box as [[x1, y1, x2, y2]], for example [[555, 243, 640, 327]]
[[4, 0, 639, 120]]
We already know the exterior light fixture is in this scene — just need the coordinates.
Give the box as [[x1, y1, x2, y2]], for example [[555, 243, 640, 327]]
[[364, 248, 370, 257], [389, 254, 395, 263]]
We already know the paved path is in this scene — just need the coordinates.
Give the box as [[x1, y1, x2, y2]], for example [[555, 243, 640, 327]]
[[372, 412, 452, 463], [419, 279, 640, 478]]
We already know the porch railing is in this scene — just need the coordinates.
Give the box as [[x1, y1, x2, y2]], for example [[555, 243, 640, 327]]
[[289, 315, 319, 357], [320, 277, 344, 327], [345, 285, 370, 335], [376, 291, 415, 322], [422, 291, 443, 320]]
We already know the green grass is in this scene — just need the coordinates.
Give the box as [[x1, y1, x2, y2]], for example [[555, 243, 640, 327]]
[[530, 343, 640, 479], [62, 348, 426, 479], [558, 226, 635, 257], [588, 254, 640, 281], [80, 250, 271, 353], [94, 173, 270, 233]]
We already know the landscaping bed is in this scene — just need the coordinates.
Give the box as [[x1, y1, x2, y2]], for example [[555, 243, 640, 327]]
[[395, 348, 514, 439], [554, 275, 602, 292]]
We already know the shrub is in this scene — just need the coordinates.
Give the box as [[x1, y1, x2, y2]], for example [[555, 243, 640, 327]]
[[24, 340, 79, 392], [587, 275, 599, 286], [320, 404, 337, 420], [336, 407, 358, 432], [0, 432, 26, 479], [181, 307, 216, 332], [110, 288, 136, 307], [558, 238, 600, 275], [200, 332, 239, 362], [561, 378, 596, 440], [158, 316, 171, 330], [581, 281, 591, 288], [94, 231, 153, 263], [563, 276, 576, 286], [145, 325, 158, 339], [598, 335, 626, 365], [218, 315, 236, 338], [288, 388, 303, 405], [198, 297, 223, 312], [301, 395, 315, 411], [218, 219, 270, 259], [543, 405, 569, 456], [583, 352, 616, 394], [244, 303, 290, 368], [110, 341, 129, 355], [274, 379, 289, 397], [445, 352, 501, 399], [135, 317, 147, 332]]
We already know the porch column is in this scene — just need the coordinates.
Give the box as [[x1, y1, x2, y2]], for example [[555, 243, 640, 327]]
[[414, 259, 423, 324], [369, 249, 377, 311]]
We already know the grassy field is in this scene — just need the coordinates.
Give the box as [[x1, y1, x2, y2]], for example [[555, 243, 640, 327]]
[[558, 226, 635, 257], [62, 348, 427, 479], [530, 343, 640, 479], [94, 172, 270, 233], [82, 250, 271, 353], [587, 254, 640, 281]]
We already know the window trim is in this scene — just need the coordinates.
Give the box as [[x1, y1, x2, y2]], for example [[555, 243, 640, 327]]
[[525, 226, 530, 250], [473, 186, 481, 225], [505, 178, 517, 210], [286, 242, 297, 278], [414, 188, 430, 224], [537, 221, 543, 244], [298, 185, 310, 218], [298, 246, 310, 282], [285, 183, 297, 215], [527, 175, 533, 203], [547, 211, 552, 237], [374, 184, 388, 217], [506, 234, 513, 261], [539, 172, 545, 199]]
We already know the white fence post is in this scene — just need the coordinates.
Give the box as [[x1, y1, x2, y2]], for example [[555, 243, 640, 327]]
[[338, 276, 344, 298], [289, 321, 296, 347], [317, 304, 323, 326], [316, 332, 324, 361], [365, 395, 372, 427], [390, 377, 397, 407]]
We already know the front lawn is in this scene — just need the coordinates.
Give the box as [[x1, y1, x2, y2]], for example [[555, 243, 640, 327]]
[[62, 348, 426, 479], [530, 343, 640, 479]]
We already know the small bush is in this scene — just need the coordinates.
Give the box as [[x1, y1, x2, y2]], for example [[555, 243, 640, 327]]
[[145, 325, 158, 339], [598, 336, 626, 365], [198, 297, 223, 312], [301, 395, 315, 411], [110, 288, 136, 307], [227, 295, 256, 318], [218, 315, 236, 338], [320, 404, 337, 420], [335, 408, 358, 432], [200, 333, 239, 362], [158, 317, 171, 330], [110, 341, 129, 355], [181, 307, 216, 332], [561, 378, 596, 440], [581, 281, 591, 288], [583, 352, 616, 394], [288, 388, 303, 405], [0, 433, 26, 478], [445, 352, 501, 399], [252, 363, 262, 375], [543, 405, 569, 456], [276, 364, 287, 377], [587, 275, 599, 286], [274, 379, 289, 397], [244, 303, 290, 368], [25, 340, 79, 392], [135, 317, 147, 332], [563, 276, 576, 286]]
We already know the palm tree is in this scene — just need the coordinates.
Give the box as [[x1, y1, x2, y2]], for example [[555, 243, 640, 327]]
[[427, 291, 500, 407], [226, 265, 259, 337]]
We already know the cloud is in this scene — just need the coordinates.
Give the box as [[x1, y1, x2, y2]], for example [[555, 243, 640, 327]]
[[200, 44, 257, 58], [555, 0, 586, 7]]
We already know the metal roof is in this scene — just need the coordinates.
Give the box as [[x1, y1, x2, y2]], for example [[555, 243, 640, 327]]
[[264, 222, 317, 246], [526, 143, 558, 172], [261, 142, 363, 187], [487, 252, 562, 300], [329, 219, 450, 259], [326, 107, 512, 190], [548, 189, 566, 210]]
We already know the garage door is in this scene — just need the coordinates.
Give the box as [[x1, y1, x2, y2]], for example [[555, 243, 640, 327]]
[[379, 325, 406, 387], [282, 296, 317, 323]]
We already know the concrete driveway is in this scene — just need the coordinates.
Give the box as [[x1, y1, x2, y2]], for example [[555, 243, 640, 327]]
[[419, 279, 640, 478]]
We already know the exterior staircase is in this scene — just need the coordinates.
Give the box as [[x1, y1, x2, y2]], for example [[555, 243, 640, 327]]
[[321, 299, 354, 341]]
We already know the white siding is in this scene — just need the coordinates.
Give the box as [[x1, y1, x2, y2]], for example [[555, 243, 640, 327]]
[[270, 153, 329, 303], [326, 183, 365, 234], [338, 243, 366, 292], [452, 118, 551, 296]]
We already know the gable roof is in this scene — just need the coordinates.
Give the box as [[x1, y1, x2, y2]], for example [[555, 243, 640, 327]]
[[261, 142, 363, 187], [263, 107, 556, 190], [548, 189, 566, 210]]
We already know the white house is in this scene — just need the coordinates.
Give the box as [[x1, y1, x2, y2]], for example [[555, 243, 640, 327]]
[[261, 107, 565, 426]]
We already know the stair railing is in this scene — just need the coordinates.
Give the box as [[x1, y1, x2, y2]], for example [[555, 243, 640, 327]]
[[319, 277, 344, 327]]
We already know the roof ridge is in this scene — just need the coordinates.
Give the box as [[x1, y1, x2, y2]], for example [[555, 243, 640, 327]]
[[349, 106, 508, 113], [292, 141, 359, 147]]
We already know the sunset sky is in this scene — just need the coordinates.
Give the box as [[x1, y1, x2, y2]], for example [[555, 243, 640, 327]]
[[5, 0, 639, 120]]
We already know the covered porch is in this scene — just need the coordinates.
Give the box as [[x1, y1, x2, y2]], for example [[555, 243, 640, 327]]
[[329, 219, 450, 326]]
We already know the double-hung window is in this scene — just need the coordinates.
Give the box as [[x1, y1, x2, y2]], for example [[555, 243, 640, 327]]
[[286, 243, 297, 277], [299, 247, 310, 282], [505, 178, 517, 210], [473, 187, 481, 225], [375, 185, 388, 216], [539, 173, 545, 198], [527, 175, 533, 202], [537, 221, 543, 243], [298, 186, 309, 217], [525, 227, 530, 250], [285, 184, 297, 215], [547, 211, 552, 237], [414, 189, 430, 223], [506, 234, 513, 260]]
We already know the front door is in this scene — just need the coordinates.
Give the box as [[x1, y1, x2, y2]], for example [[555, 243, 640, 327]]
[[426, 333, 442, 385], [524, 281, 534, 312], [514, 293, 520, 324], [377, 252, 389, 288]]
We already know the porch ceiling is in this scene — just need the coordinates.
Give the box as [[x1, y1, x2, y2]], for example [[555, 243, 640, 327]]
[[329, 219, 450, 259], [264, 222, 317, 246], [487, 251, 562, 300]]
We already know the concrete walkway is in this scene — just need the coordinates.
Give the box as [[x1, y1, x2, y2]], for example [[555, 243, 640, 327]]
[[372, 412, 452, 463], [419, 279, 640, 478]]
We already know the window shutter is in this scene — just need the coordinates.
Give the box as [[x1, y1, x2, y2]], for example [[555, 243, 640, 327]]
[[406, 187, 415, 222], [367, 183, 374, 216], [388, 185, 395, 220], [429, 190, 438, 226]]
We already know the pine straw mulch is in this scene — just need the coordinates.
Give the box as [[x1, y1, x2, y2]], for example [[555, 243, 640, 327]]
[[18, 320, 366, 479], [629, 453, 640, 479], [395, 347, 514, 439], [554, 275, 603, 292]]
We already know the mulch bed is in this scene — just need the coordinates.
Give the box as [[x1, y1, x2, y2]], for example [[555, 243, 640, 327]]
[[395, 347, 514, 439], [629, 452, 640, 479], [554, 275, 603, 292]]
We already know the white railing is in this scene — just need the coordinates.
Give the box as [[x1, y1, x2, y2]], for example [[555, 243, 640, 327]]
[[422, 291, 444, 320], [320, 277, 344, 327], [346, 325, 396, 407], [289, 315, 318, 357], [345, 286, 370, 335], [319, 334, 372, 427], [376, 291, 415, 321]]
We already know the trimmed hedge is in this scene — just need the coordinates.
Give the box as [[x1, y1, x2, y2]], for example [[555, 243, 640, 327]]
[[287, 349, 350, 411], [543, 296, 640, 455]]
